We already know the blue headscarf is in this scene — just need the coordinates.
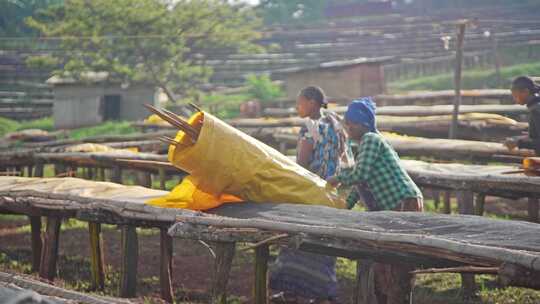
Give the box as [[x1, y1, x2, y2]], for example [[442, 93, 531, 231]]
[[345, 97, 377, 132]]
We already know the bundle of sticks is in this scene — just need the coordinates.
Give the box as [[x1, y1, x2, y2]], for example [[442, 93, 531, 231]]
[[143, 103, 201, 147]]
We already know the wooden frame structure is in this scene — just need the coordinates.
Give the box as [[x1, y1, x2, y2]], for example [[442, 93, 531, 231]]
[[2, 177, 540, 304]]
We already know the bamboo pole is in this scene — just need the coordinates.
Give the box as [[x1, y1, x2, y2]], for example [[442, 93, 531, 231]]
[[449, 21, 467, 139]]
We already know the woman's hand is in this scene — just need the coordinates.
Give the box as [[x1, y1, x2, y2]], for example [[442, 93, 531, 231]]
[[326, 176, 340, 187]]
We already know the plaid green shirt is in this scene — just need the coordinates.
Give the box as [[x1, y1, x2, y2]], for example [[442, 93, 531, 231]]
[[336, 132, 422, 210]]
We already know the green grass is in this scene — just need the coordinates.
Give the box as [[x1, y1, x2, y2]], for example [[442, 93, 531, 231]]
[[389, 62, 540, 92], [67, 121, 136, 140], [0, 117, 136, 140], [200, 93, 252, 119]]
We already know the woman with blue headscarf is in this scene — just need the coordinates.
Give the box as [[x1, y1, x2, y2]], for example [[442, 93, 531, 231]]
[[326, 97, 423, 304]]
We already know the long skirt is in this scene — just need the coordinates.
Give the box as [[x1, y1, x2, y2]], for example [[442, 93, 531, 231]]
[[269, 248, 337, 300]]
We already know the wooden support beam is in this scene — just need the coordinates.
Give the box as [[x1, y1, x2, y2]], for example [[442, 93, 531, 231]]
[[160, 229, 174, 303], [443, 191, 452, 214], [528, 198, 539, 223], [433, 189, 441, 210], [29, 216, 42, 273], [159, 168, 166, 190], [449, 22, 467, 139], [456, 190, 478, 301], [111, 166, 122, 184], [34, 162, 44, 177], [137, 172, 152, 188], [39, 216, 62, 281], [475, 194, 486, 216], [211, 242, 236, 304], [99, 168, 106, 181], [353, 259, 378, 304], [89, 222, 105, 291], [253, 245, 269, 304], [119, 225, 138, 298]]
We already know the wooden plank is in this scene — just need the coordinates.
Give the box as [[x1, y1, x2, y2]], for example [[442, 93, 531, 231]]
[[119, 225, 138, 298], [456, 190, 478, 300], [29, 216, 42, 273], [211, 242, 236, 304], [89, 222, 105, 291], [353, 259, 378, 304], [253, 245, 269, 304], [39, 216, 62, 281], [160, 228, 174, 303], [528, 198, 539, 223]]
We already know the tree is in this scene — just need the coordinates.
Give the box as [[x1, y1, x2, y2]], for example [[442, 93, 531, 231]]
[[26, 0, 262, 102], [257, 0, 327, 25], [0, 0, 63, 37]]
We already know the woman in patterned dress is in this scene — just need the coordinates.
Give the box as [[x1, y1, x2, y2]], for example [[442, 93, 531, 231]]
[[269, 86, 353, 304]]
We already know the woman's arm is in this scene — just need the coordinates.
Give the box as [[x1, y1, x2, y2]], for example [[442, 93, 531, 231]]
[[297, 138, 314, 169]]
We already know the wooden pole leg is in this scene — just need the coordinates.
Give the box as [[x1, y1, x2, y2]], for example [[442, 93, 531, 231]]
[[119, 225, 138, 298], [29, 216, 42, 273], [211, 242, 236, 304], [443, 191, 452, 214], [461, 273, 478, 301], [137, 172, 152, 188], [89, 222, 105, 291], [253, 245, 269, 304], [528, 198, 539, 223], [475, 194, 486, 216], [353, 259, 378, 304], [160, 229, 174, 303], [34, 162, 44, 178], [39, 216, 62, 281], [456, 190, 477, 300], [432, 189, 441, 210], [159, 168, 166, 190], [111, 166, 122, 184]]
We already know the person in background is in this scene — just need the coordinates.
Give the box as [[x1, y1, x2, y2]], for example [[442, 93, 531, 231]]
[[269, 86, 353, 304], [504, 76, 540, 155], [326, 97, 423, 304]]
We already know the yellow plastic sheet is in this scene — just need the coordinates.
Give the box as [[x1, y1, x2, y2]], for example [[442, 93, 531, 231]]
[[147, 111, 345, 210]]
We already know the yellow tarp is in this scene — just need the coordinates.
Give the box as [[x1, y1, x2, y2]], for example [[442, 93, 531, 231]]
[[147, 112, 345, 210]]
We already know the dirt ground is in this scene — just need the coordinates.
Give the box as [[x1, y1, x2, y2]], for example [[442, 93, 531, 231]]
[[0, 215, 356, 303], [0, 196, 537, 303]]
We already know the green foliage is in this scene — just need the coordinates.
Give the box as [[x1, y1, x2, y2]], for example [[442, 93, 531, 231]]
[[0, 0, 63, 37], [246, 74, 283, 102], [67, 121, 136, 140], [0, 117, 20, 137], [0, 117, 55, 137], [26, 0, 262, 101], [257, 0, 327, 25], [201, 93, 252, 119], [389, 62, 540, 92], [18, 117, 55, 131]]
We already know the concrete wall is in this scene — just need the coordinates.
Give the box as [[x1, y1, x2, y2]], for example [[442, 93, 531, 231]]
[[284, 64, 385, 102], [52, 84, 155, 129]]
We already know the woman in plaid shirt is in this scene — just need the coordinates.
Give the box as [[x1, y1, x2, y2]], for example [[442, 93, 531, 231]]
[[327, 97, 423, 304]]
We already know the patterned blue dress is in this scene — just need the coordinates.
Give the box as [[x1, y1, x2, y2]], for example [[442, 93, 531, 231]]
[[269, 110, 352, 300]]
